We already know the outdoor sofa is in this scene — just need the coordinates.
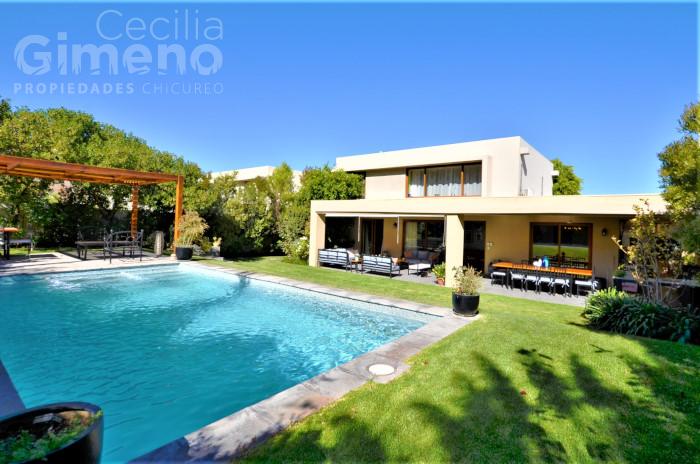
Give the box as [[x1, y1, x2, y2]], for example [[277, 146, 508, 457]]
[[362, 255, 401, 278], [318, 248, 351, 269]]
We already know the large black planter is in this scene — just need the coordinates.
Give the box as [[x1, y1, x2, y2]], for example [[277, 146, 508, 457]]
[[175, 246, 193, 260], [0, 402, 103, 464], [452, 293, 479, 316]]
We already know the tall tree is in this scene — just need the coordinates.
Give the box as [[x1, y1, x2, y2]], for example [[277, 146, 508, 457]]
[[552, 158, 582, 195], [267, 163, 294, 225], [659, 102, 700, 255], [278, 166, 364, 259]]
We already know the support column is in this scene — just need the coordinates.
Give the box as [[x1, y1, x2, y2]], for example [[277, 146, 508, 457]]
[[444, 214, 465, 288], [130, 185, 139, 238], [308, 210, 326, 267], [173, 175, 184, 244]]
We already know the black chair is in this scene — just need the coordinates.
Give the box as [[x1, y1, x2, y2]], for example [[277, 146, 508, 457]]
[[551, 272, 572, 296], [510, 264, 527, 290], [103, 230, 144, 264]]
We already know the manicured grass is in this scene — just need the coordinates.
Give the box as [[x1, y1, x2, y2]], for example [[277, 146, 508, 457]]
[[200, 257, 700, 463]]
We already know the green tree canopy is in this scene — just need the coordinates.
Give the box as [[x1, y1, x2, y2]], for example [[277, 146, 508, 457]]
[[659, 102, 700, 255], [296, 165, 364, 204], [552, 158, 582, 195], [0, 98, 212, 244]]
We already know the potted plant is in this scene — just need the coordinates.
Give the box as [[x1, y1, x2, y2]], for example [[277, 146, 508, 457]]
[[452, 265, 482, 316], [175, 211, 209, 261], [433, 263, 446, 286], [0, 402, 103, 464]]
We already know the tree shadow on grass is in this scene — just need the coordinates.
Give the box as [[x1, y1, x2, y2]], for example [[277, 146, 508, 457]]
[[410, 345, 700, 463], [410, 353, 567, 463], [244, 411, 386, 463]]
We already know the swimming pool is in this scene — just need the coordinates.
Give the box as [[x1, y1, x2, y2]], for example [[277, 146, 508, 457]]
[[0, 265, 433, 462]]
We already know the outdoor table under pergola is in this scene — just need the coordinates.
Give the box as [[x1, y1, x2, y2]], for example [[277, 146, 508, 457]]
[[0, 154, 184, 244]]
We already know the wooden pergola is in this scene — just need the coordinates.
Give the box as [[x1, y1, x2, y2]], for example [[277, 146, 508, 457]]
[[0, 154, 184, 241]]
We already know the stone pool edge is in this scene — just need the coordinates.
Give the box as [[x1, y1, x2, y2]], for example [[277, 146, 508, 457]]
[[131, 262, 479, 463]]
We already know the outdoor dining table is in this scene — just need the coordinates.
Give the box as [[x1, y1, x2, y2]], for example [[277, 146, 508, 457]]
[[1, 227, 19, 260], [492, 261, 593, 278], [492, 261, 593, 293]]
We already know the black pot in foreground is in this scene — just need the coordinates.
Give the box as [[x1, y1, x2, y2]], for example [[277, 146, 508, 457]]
[[0, 402, 103, 464], [452, 293, 480, 316], [175, 246, 193, 260]]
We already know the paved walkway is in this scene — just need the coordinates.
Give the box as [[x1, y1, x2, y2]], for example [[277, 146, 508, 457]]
[[0, 251, 174, 276], [348, 267, 586, 307]]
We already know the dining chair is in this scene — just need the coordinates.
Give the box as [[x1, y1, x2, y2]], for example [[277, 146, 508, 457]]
[[575, 269, 598, 296], [537, 270, 555, 294], [552, 272, 572, 296], [510, 264, 526, 291], [524, 269, 539, 292], [490, 268, 507, 287]]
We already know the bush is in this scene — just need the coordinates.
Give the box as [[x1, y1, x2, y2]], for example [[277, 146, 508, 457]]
[[583, 288, 700, 344], [280, 236, 309, 262]]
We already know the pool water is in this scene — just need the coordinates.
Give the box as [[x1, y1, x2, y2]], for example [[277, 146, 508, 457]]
[[0, 265, 431, 462]]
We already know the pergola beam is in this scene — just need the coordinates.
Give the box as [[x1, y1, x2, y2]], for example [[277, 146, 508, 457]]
[[0, 154, 183, 241]]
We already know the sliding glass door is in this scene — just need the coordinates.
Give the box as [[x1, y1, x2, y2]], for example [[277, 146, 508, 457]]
[[403, 220, 444, 257]]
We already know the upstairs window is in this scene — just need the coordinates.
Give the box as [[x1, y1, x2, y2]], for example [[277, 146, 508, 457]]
[[426, 165, 461, 196], [463, 163, 482, 196], [406, 163, 482, 197], [407, 168, 425, 197]]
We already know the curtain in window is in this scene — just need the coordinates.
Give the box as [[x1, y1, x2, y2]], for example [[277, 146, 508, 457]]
[[463, 164, 482, 196], [427, 166, 460, 196], [404, 221, 419, 256], [408, 169, 424, 197]]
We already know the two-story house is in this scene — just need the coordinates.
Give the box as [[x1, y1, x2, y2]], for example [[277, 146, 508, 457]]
[[308, 136, 666, 287]]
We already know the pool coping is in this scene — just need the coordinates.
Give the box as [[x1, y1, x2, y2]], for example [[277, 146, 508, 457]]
[[131, 262, 479, 463]]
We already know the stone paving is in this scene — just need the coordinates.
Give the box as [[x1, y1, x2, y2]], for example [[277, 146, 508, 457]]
[[0, 251, 175, 277], [132, 261, 477, 463]]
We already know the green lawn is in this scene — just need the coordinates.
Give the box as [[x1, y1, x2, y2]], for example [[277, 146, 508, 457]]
[[198, 257, 700, 463]]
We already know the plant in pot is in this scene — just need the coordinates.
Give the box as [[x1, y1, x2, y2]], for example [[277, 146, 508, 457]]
[[433, 263, 446, 286], [452, 265, 482, 316], [0, 402, 103, 464], [175, 211, 209, 261]]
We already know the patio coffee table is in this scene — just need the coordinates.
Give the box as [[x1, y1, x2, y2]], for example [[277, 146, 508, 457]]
[[408, 263, 431, 276]]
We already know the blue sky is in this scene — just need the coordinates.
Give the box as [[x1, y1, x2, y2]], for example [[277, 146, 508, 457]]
[[0, 2, 696, 194]]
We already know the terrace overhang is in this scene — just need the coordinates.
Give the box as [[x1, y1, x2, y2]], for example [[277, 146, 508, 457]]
[[311, 194, 667, 217], [0, 154, 185, 241]]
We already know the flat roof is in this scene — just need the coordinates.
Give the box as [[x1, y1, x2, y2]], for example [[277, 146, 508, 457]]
[[311, 194, 666, 216], [335, 136, 533, 172]]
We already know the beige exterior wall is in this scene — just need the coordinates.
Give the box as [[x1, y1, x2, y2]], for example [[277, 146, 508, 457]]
[[364, 169, 406, 199], [444, 215, 465, 288], [519, 139, 554, 196], [336, 136, 554, 198], [308, 211, 325, 267], [381, 218, 403, 257], [310, 194, 666, 282], [470, 214, 621, 282]]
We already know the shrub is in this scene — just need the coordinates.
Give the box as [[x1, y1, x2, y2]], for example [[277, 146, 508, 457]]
[[582, 289, 700, 344], [452, 266, 482, 295], [432, 263, 446, 280], [280, 236, 309, 262]]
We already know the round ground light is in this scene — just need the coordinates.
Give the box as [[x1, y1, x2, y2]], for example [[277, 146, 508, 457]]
[[368, 363, 395, 376]]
